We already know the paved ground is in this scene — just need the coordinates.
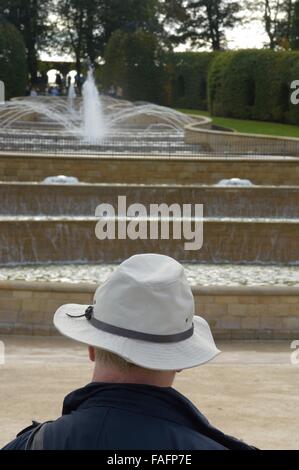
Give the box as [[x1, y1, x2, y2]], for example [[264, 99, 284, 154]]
[[0, 336, 298, 450]]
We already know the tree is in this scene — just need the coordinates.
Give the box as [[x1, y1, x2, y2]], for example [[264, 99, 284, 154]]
[[84, 2, 104, 64], [259, 0, 299, 50], [289, 0, 299, 48], [55, 0, 168, 77], [283, 0, 295, 45], [100, 0, 163, 44], [56, 0, 91, 77], [171, 0, 242, 50], [247, 0, 295, 49], [0, 19, 27, 98], [102, 29, 166, 103], [55, 0, 107, 76], [262, 0, 293, 48], [0, 0, 53, 84]]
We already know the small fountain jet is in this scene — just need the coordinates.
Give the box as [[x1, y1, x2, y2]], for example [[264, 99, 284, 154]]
[[67, 81, 76, 113], [81, 67, 106, 141]]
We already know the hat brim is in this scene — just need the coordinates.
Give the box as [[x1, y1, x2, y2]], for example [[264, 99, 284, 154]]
[[54, 303, 221, 371]]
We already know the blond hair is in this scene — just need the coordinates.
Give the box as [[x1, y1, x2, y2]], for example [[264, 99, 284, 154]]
[[94, 347, 139, 371]]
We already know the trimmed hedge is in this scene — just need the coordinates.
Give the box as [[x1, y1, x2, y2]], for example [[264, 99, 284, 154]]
[[0, 20, 27, 99], [103, 40, 299, 124], [208, 49, 299, 124], [103, 44, 216, 108], [102, 29, 166, 103], [166, 52, 217, 110]]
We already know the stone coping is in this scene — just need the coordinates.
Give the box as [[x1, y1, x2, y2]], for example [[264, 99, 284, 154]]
[[188, 114, 212, 128], [185, 121, 299, 143], [1, 217, 299, 224], [0, 151, 298, 163], [1, 181, 299, 190], [1, 280, 298, 296]]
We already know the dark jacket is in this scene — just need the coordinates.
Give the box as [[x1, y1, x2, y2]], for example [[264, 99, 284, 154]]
[[2, 382, 255, 450]]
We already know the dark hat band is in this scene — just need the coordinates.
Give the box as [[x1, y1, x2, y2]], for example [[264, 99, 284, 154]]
[[67, 306, 194, 344]]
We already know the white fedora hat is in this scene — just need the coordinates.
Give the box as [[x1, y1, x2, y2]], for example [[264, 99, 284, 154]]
[[54, 254, 220, 370]]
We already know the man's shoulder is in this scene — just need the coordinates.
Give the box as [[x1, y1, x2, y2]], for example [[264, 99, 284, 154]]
[[2, 422, 42, 450], [38, 404, 226, 450], [2, 384, 254, 450], [99, 406, 228, 450]]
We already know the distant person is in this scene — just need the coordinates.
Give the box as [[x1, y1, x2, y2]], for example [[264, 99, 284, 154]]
[[55, 73, 62, 88], [50, 87, 59, 96], [2, 254, 255, 450], [108, 84, 116, 98], [116, 86, 123, 99], [30, 88, 38, 97], [75, 73, 84, 94], [42, 72, 48, 86]]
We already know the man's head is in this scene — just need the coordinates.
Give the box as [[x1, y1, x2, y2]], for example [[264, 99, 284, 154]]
[[54, 254, 220, 376]]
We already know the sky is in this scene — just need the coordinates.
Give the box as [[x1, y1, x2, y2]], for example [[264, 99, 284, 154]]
[[225, 21, 268, 50], [174, 20, 268, 52]]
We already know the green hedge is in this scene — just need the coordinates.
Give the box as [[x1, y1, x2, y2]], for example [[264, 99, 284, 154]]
[[0, 20, 27, 99], [103, 40, 299, 124], [208, 49, 299, 124], [102, 29, 166, 103], [166, 52, 217, 110], [103, 42, 216, 108]]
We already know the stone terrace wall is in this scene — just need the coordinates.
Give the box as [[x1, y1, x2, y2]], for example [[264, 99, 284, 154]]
[[185, 123, 299, 156], [1, 152, 299, 185], [0, 281, 298, 340]]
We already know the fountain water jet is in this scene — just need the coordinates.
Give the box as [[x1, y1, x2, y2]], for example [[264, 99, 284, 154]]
[[42, 175, 80, 184], [81, 68, 106, 141], [216, 178, 254, 187], [67, 82, 76, 113]]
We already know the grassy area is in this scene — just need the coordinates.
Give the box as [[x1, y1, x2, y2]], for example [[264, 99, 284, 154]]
[[177, 108, 299, 138]]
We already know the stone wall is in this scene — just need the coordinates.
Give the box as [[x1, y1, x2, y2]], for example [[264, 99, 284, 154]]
[[193, 286, 299, 340], [185, 123, 299, 156], [1, 152, 299, 185], [0, 281, 298, 339]]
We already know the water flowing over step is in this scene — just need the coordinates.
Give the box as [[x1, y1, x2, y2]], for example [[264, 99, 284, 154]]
[[0, 182, 299, 218], [0, 217, 298, 265]]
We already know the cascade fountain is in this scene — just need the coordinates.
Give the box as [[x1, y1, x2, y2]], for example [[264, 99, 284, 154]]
[[0, 67, 298, 270], [0, 70, 196, 155], [0, 69, 299, 344]]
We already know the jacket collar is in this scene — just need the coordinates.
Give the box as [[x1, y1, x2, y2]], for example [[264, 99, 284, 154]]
[[62, 382, 205, 427], [62, 382, 256, 450]]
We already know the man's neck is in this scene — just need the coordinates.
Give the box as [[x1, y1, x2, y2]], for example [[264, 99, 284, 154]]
[[92, 364, 175, 388]]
